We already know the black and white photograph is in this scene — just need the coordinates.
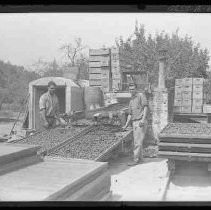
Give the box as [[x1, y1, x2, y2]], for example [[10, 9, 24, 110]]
[[1, 8, 211, 203]]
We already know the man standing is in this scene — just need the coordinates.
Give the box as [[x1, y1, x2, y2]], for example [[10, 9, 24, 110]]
[[122, 84, 148, 166], [39, 81, 60, 129]]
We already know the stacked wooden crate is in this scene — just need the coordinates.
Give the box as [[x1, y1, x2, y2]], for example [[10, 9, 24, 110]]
[[181, 78, 193, 113], [110, 47, 133, 90], [89, 48, 112, 92], [192, 78, 204, 113], [174, 78, 204, 113], [174, 79, 183, 113]]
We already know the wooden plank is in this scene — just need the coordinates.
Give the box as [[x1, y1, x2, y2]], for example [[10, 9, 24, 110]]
[[89, 68, 102, 74], [89, 80, 101, 86], [158, 151, 211, 159], [159, 142, 211, 153], [89, 55, 102, 62], [89, 73, 102, 80], [45, 163, 108, 200], [159, 133, 211, 139], [159, 137, 211, 144], [62, 172, 110, 201], [0, 144, 41, 166], [89, 62, 101, 68], [0, 155, 43, 176], [89, 49, 110, 56], [159, 142, 211, 148]]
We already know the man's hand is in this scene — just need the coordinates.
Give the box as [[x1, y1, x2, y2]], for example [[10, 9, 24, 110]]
[[59, 118, 67, 127], [122, 125, 127, 131], [139, 120, 145, 127], [43, 121, 49, 128]]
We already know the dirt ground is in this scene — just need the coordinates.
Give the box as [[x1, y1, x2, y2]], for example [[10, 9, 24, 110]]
[[107, 155, 169, 201]]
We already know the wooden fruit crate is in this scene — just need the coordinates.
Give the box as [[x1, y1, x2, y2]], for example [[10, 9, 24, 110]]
[[182, 91, 192, 99], [89, 48, 110, 56], [89, 68, 102, 74], [182, 84, 192, 92], [89, 73, 102, 80], [181, 106, 192, 113], [174, 99, 182, 106], [181, 99, 192, 106], [193, 91, 203, 99], [193, 84, 203, 92], [89, 62, 101, 68], [175, 79, 183, 86], [203, 104, 211, 113], [192, 105, 202, 113], [193, 78, 204, 85], [182, 78, 193, 85]]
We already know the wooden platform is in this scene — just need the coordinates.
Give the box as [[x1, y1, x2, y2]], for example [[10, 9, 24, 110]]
[[0, 144, 111, 201], [0, 143, 42, 175], [158, 123, 211, 163]]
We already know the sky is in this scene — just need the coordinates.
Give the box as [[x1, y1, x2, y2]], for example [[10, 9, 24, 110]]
[[0, 13, 211, 69]]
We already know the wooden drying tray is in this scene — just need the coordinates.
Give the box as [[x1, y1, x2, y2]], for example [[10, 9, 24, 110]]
[[159, 142, 211, 154], [94, 129, 133, 162], [159, 133, 211, 140], [40, 124, 95, 156], [47, 126, 133, 162], [158, 151, 211, 162]]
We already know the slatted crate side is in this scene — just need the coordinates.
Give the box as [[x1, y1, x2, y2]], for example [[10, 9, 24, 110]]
[[182, 84, 193, 92], [174, 98, 182, 106], [89, 62, 102, 68], [89, 48, 110, 56], [101, 61, 110, 67], [89, 68, 102, 74], [193, 84, 203, 92], [181, 106, 192, 113], [89, 73, 102, 80], [181, 99, 192, 106], [174, 86, 182, 99], [89, 55, 102, 62], [101, 69, 110, 77], [193, 91, 203, 99], [89, 79, 102, 86], [182, 91, 192, 99], [203, 104, 211, 113], [192, 105, 203, 113], [182, 78, 193, 85], [192, 98, 203, 106], [173, 106, 181, 113], [175, 79, 183, 86], [193, 78, 204, 85]]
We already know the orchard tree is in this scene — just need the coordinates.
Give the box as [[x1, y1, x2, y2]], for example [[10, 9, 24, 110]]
[[59, 37, 87, 67], [115, 22, 210, 89]]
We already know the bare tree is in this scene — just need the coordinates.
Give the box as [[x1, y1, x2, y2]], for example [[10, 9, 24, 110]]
[[59, 37, 88, 67]]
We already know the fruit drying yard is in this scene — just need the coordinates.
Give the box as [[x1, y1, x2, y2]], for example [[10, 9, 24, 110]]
[[48, 124, 131, 161], [11, 119, 92, 155]]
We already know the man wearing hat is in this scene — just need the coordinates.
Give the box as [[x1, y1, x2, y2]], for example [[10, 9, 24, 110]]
[[122, 83, 148, 166]]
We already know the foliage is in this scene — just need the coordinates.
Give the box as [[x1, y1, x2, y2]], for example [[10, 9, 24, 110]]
[[115, 22, 210, 89], [0, 60, 40, 110], [59, 37, 88, 67]]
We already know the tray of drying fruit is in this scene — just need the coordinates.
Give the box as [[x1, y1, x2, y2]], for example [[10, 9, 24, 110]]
[[47, 124, 133, 162], [159, 123, 211, 139]]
